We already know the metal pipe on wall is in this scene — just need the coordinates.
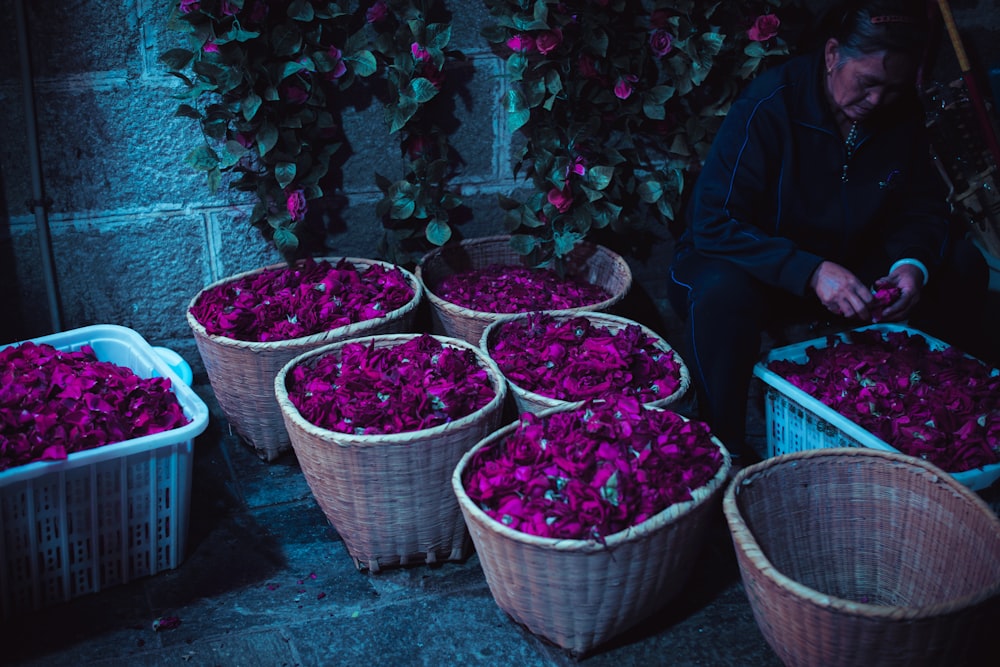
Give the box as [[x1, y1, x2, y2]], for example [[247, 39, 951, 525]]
[[15, 0, 62, 333]]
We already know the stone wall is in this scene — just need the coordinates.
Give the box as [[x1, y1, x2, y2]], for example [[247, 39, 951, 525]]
[[1, 0, 998, 372]]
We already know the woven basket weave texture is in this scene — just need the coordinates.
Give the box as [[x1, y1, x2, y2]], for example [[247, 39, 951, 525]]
[[480, 310, 690, 415], [275, 334, 507, 572], [724, 447, 1000, 667], [415, 235, 633, 345], [452, 409, 731, 656], [187, 258, 422, 462]]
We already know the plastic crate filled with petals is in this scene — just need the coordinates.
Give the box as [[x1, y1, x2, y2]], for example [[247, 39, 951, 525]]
[[753, 324, 1000, 492], [0, 325, 209, 616]]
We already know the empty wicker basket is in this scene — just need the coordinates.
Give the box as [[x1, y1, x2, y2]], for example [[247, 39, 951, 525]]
[[187, 258, 422, 462], [275, 334, 507, 572], [724, 447, 1000, 667], [453, 408, 731, 656], [415, 235, 632, 345], [480, 310, 690, 415]]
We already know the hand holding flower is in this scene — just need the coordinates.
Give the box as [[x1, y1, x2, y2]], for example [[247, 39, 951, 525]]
[[873, 265, 922, 321]]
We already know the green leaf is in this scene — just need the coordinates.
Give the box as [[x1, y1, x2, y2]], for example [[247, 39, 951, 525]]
[[348, 50, 378, 77], [587, 165, 614, 191], [271, 23, 302, 57], [287, 0, 314, 21], [205, 166, 221, 194], [426, 219, 452, 246], [389, 99, 419, 133], [506, 89, 530, 132], [553, 230, 582, 258], [600, 470, 620, 506], [256, 123, 279, 156], [409, 78, 439, 104], [744, 41, 767, 58], [509, 233, 537, 255], [273, 227, 299, 255], [159, 48, 194, 72], [391, 197, 416, 219], [506, 52, 527, 80], [281, 61, 308, 81], [497, 194, 522, 211], [643, 99, 666, 120], [185, 144, 219, 172], [427, 23, 452, 50], [174, 104, 202, 120], [638, 179, 664, 204], [241, 92, 262, 121], [217, 147, 240, 170], [656, 196, 675, 221], [374, 172, 393, 193], [275, 162, 296, 189]]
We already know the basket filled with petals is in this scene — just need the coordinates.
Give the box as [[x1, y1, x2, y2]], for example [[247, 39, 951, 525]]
[[276, 333, 507, 571], [453, 397, 730, 656], [481, 310, 690, 415], [187, 257, 422, 461], [415, 235, 632, 345]]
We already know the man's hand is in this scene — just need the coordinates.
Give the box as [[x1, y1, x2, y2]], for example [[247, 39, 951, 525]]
[[872, 263, 923, 321], [809, 260, 873, 320]]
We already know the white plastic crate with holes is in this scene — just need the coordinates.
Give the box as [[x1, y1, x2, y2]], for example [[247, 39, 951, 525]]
[[753, 323, 1000, 492], [0, 324, 209, 617]]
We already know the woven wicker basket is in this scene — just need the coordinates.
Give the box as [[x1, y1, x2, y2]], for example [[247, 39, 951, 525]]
[[452, 408, 731, 657], [724, 447, 1000, 667], [415, 235, 633, 345], [187, 258, 422, 462], [480, 310, 690, 415], [275, 334, 507, 572]]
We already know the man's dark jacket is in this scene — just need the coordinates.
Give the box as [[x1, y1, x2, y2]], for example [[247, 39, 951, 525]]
[[675, 51, 950, 296]]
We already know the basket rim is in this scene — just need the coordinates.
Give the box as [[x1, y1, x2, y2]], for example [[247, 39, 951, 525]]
[[452, 403, 731, 552], [480, 309, 691, 410], [414, 235, 633, 317], [186, 256, 423, 350], [723, 446, 1000, 620], [273, 333, 508, 446]]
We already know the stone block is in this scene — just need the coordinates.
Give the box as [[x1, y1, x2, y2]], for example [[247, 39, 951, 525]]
[[31, 81, 229, 214], [44, 211, 208, 342], [20, 0, 140, 79]]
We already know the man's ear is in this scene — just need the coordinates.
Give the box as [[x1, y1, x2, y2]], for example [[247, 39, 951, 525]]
[[824, 38, 840, 72]]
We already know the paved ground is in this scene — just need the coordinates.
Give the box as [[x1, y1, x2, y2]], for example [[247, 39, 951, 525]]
[[3, 289, 1000, 666]]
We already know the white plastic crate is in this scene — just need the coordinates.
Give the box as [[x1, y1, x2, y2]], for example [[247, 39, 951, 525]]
[[754, 324, 1000, 492], [0, 325, 209, 616]]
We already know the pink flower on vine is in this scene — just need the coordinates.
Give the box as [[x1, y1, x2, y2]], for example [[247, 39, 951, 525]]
[[568, 156, 586, 178], [203, 40, 219, 53], [506, 34, 536, 53], [366, 0, 389, 24], [327, 46, 347, 80], [614, 74, 638, 100], [748, 14, 780, 42], [405, 135, 432, 159], [179, 0, 199, 14], [547, 185, 574, 213], [650, 29, 673, 57], [235, 132, 254, 148], [535, 28, 562, 55], [220, 0, 239, 16], [281, 82, 309, 104], [578, 54, 601, 80], [411, 43, 431, 62], [286, 190, 308, 221]]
